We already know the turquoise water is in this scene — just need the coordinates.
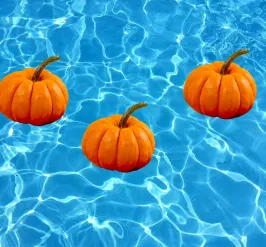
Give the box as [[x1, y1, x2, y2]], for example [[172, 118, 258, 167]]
[[0, 0, 266, 246]]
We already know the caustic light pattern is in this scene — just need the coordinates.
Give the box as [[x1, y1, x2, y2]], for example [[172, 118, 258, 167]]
[[0, 0, 265, 247]]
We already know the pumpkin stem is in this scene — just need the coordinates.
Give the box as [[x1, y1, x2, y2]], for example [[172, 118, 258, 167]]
[[119, 102, 148, 128], [32, 55, 61, 82], [220, 49, 249, 75]]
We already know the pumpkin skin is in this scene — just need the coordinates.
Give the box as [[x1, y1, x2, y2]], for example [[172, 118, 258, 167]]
[[0, 56, 68, 126], [183, 49, 257, 119], [82, 103, 155, 172]]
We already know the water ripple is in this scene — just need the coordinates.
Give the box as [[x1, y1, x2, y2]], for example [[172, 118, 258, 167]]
[[0, 0, 266, 246]]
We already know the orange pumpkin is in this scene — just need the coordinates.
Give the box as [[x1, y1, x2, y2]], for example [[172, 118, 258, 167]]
[[0, 56, 68, 126], [183, 49, 257, 119], [82, 102, 155, 172]]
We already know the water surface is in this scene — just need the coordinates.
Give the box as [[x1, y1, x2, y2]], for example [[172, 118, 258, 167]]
[[0, 0, 266, 246]]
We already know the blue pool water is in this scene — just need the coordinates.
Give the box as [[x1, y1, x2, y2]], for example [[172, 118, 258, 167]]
[[0, 0, 266, 246]]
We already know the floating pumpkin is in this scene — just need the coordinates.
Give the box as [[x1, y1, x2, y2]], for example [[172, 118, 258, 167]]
[[0, 56, 68, 126], [82, 102, 155, 172], [183, 49, 256, 119]]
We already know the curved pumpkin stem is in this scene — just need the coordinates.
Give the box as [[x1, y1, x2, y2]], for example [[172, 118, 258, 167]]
[[220, 49, 249, 75], [119, 102, 148, 128], [32, 55, 61, 82]]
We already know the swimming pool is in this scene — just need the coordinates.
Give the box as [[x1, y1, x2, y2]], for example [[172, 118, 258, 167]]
[[0, 0, 266, 246]]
